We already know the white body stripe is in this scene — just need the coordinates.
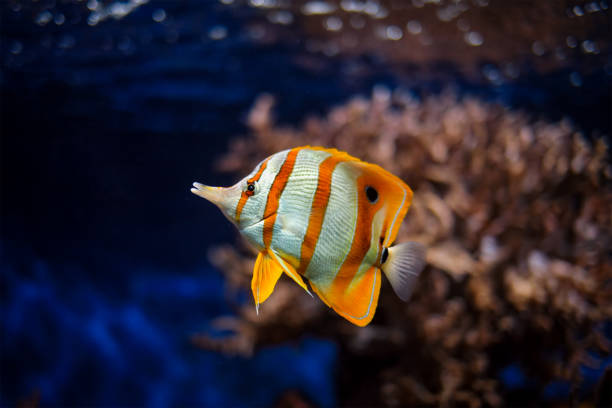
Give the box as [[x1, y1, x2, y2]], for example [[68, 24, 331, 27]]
[[305, 161, 358, 288], [270, 149, 331, 266], [239, 149, 290, 248]]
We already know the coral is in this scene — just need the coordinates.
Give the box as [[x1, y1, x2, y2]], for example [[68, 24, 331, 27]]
[[197, 89, 611, 406]]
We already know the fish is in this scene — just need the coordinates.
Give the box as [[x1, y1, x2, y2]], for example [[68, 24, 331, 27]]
[[191, 146, 426, 326]]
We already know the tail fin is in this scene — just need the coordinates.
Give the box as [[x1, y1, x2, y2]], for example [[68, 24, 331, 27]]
[[381, 242, 426, 301]]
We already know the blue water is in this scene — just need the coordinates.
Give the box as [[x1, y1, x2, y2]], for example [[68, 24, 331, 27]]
[[1, 243, 337, 407], [1, 0, 610, 406]]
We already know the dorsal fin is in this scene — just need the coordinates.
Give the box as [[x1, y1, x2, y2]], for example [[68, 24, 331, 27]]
[[298, 145, 361, 163]]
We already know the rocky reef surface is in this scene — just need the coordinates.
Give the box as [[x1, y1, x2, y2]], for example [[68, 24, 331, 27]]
[[198, 89, 611, 407]]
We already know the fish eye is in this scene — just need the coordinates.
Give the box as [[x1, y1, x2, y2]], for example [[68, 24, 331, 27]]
[[365, 186, 378, 203], [245, 180, 259, 196]]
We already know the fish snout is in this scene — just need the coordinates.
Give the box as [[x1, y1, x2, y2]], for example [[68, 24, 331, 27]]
[[191, 182, 226, 206]]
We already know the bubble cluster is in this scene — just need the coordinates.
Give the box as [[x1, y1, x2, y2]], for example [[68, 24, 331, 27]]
[[86, 0, 150, 26]]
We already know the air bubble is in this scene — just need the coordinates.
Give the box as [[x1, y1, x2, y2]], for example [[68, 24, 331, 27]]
[[9, 41, 23, 55], [385, 25, 403, 40], [482, 65, 502, 85], [302, 1, 336, 15], [249, 0, 279, 8], [268, 11, 293, 25], [572, 5, 584, 16], [35, 11, 53, 26], [406, 20, 422, 35], [581, 40, 598, 54], [531, 41, 545, 56], [324, 17, 343, 31], [55, 13, 65, 25], [566, 36, 577, 48], [465, 31, 483, 46], [569, 72, 582, 87], [209, 25, 228, 40], [152, 9, 166, 22], [585, 2, 600, 12], [87, 0, 99, 11], [340, 0, 364, 12]]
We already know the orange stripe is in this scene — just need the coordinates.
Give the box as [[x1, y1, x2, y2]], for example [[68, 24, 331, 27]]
[[296, 154, 346, 276], [262, 148, 301, 248], [235, 159, 269, 222], [329, 174, 384, 296]]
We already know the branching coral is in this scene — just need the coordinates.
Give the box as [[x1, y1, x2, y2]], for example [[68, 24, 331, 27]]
[[196, 89, 611, 406]]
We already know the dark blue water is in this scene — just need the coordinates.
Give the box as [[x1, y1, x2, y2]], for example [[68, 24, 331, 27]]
[[1, 0, 610, 406]]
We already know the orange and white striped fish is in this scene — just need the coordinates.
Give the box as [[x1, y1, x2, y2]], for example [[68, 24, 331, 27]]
[[191, 146, 425, 326]]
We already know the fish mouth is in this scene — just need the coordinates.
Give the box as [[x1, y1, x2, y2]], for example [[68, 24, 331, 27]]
[[191, 182, 224, 205]]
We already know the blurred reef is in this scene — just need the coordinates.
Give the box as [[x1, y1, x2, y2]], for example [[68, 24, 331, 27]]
[[1, 0, 611, 407], [200, 90, 612, 406]]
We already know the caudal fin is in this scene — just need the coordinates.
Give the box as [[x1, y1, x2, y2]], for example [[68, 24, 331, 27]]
[[381, 242, 426, 301]]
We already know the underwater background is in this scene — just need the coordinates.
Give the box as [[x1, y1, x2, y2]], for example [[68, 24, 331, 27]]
[[1, 0, 611, 407]]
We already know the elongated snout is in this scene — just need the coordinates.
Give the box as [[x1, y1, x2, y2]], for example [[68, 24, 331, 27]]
[[191, 180, 246, 226], [191, 182, 226, 206]]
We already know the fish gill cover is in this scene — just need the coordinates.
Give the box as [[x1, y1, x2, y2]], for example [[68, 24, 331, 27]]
[[1, 0, 611, 407]]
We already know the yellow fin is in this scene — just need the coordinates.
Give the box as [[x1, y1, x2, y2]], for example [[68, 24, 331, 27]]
[[310, 267, 381, 327], [268, 249, 311, 296], [252, 250, 312, 314], [251, 251, 283, 314]]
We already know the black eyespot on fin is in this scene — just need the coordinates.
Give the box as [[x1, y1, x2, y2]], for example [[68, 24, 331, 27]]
[[365, 186, 378, 203], [381, 247, 389, 264]]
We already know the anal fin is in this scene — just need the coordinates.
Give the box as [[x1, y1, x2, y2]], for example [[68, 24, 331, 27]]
[[310, 267, 381, 327]]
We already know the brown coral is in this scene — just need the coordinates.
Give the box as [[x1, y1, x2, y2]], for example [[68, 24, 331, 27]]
[[196, 89, 611, 406]]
